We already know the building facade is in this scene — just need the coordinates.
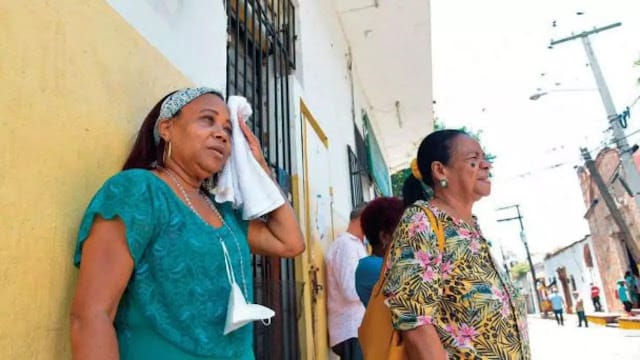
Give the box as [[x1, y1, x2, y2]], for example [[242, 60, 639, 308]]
[[577, 148, 640, 313], [542, 236, 608, 313], [1, 1, 433, 359]]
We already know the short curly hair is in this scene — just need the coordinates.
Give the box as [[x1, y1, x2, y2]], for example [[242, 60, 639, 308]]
[[360, 197, 405, 246]]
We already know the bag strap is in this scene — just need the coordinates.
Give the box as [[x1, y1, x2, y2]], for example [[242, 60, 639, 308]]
[[372, 204, 445, 298], [419, 204, 445, 252]]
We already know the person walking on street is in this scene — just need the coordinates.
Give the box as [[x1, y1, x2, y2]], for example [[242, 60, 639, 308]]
[[326, 204, 368, 360], [573, 292, 588, 327], [590, 283, 602, 312], [549, 289, 565, 326], [624, 271, 639, 308], [617, 280, 633, 315]]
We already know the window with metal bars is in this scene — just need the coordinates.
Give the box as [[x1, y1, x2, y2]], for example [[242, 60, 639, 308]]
[[348, 145, 365, 208], [225, 1, 298, 359]]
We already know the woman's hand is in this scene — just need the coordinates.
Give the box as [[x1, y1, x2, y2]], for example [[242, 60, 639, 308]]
[[238, 116, 270, 174]]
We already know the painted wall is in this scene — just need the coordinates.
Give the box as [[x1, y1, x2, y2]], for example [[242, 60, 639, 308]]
[[293, 2, 378, 358], [106, 0, 228, 90], [0, 1, 195, 358], [297, 0, 371, 225], [543, 238, 604, 313]]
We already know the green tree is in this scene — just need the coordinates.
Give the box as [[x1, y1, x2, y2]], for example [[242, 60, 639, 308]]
[[510, 262, 530, 281], [391, 168, 411, 197]]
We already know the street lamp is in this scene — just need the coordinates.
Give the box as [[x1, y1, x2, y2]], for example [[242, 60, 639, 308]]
[[529, 88, 596, 101], [496, 204, 542, 313]]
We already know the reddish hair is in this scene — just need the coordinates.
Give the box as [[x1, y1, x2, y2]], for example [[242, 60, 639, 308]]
[[360, 197, 404, 246]]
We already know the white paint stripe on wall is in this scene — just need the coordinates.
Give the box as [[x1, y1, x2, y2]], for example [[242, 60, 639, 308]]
[[107, 0, 227, 91]]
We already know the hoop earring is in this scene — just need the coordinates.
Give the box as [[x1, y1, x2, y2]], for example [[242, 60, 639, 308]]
[[440, 179, 448, 188], [163, 141, 172, 165]]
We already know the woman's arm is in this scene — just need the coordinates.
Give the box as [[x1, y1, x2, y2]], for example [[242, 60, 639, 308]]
[[70, 217, 134, 360], [403, 325, 448, 360], [246, 200, 305, 257], [238, 119, 305, 257]]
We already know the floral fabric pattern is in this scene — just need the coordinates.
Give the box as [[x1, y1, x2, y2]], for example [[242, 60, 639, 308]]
[[382, 200, 530, 359]]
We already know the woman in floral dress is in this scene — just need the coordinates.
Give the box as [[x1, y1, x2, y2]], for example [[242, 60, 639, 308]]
[[382, 130, 530, 359]]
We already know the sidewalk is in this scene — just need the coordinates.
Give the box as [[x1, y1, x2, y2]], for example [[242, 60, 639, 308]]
[[527, 315, 640, 359], [531, 311, 636, 328]]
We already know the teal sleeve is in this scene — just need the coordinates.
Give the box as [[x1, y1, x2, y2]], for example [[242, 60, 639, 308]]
[[74, 170, 158, 267]]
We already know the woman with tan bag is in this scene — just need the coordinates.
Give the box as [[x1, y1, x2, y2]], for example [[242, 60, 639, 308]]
[[362, 130, 530, 359]]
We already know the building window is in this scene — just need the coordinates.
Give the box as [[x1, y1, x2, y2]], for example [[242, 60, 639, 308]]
[[348, 124, 369, 207], [348, 145, 365, 208], [226, 1, 298, 358], [570, 275, 577, 291]]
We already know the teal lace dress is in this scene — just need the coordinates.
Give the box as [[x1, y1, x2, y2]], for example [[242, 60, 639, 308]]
[[73, 169, 255, 359]]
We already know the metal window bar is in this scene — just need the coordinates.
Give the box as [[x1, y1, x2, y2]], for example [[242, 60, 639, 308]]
[[225, 1, 298, 359], [354, 124, 369, 176], [348, 145, 365, 208]]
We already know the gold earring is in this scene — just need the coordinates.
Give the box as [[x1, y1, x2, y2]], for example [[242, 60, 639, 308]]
[[163, 141, 172, 165]]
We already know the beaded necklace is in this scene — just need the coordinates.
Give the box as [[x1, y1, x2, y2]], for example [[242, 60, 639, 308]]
[[162, 168, 249, 297]]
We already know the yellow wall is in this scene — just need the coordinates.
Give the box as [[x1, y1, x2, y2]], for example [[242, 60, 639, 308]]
[[0, 1, 191, 358]]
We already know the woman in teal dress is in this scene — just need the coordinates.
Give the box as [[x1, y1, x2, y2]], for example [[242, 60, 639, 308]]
[[70, 87, 305, 359]]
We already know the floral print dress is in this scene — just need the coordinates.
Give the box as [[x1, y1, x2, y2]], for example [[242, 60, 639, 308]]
[[382, 201, 530, 359]]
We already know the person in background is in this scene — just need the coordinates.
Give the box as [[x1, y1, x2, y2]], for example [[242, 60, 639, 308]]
[[590, 283, 602, 312], [572, 291, 588, 328], [624, 271, 639, 308], [549, 289, 565, 326], [326, 204, 368, 360], [69, 88, 305, 360], [617, 279, 633, 315], [381, 129, 530, 359], [355, 197, 405, 306]]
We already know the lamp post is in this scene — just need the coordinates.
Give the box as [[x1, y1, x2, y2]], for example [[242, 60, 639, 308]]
[[496, 204, 542, 313]]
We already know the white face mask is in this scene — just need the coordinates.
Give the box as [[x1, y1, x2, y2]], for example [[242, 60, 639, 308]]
[[220, 240, 275, 335]]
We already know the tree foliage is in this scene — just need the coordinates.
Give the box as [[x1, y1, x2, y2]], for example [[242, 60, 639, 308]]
[[510, 262, 530, 280]]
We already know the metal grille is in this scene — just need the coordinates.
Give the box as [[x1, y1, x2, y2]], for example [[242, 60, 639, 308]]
[[226, 1, 299, 358], [348, 145, 365, 208], [354, 124, 369, 176]]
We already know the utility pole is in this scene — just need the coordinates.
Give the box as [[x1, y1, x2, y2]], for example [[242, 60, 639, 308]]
[[497, 204, 542, 313], [551, 23, 640, 219], [580, 148, 640, 260]]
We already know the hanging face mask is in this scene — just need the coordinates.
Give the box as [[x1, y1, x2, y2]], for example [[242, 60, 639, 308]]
[[220, 240, 275, 335]]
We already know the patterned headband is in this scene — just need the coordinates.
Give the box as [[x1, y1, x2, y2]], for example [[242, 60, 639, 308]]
[[153, 87, 223, 144]]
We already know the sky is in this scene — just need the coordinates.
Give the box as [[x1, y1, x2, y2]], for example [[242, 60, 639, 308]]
[[431, 0, 640, 263]]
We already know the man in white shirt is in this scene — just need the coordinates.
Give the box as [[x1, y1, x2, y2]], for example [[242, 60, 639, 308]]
[[326, 203, 368, 360]]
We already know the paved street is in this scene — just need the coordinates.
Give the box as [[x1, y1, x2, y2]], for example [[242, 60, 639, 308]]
[[528, 314, 640, 359]]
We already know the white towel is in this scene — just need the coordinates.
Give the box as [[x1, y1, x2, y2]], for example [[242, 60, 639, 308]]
[[213, 96, 285, 220]]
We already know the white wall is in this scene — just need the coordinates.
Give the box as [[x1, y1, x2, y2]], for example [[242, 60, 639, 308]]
[[543, 238, 606, 312], [296, 0, 372, 224], [107, 0, 227, 90], [584, 236, 609, 311]]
